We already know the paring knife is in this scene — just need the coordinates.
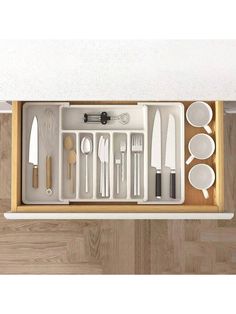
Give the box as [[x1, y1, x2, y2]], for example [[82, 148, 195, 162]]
[[29, 116, 39, 188], [151, 109, 162, 198], [165, 114, 176, 199]]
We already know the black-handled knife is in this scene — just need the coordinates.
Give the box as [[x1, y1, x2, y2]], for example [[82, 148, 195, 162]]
[[155, 171, 162, 199], [170, 171, 176, 199], [151, 109, 162, 199], [165, 114, 176, 199]]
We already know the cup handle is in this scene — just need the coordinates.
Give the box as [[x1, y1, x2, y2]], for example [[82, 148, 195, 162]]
[[202, 189, 209, 199], [204, 125, 212, 134], [186, 155, 194, 165]]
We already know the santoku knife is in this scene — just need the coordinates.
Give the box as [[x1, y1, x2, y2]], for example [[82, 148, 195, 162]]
[[165, 114, 176, 199], [29, 116, 39, 188], [151, 109, 162, 198]]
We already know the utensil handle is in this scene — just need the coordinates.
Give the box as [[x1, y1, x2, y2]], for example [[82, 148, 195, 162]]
[[68, 163, 71, 180], [134, 153, 137, 196], [186, 155, 194, 165], [121, 152, 125, 182], [170, 171, 176, 199], [100, 162, 103, 194], [85, 154, 88, 193], [46, 156, 52, 190], [101, 162, 105, 197], [117, 164, 120, 194], [71, 165, 74, 194], [155, 171, 161, 198], [137, 153, 140, 196], [202, 189, 209, 199], [106, 162, 109, 197], [204, 125, 212, 134], [32, 165, 38, 188]]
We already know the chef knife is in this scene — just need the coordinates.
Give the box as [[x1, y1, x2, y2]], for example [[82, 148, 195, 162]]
[[151, 109, 162, 198], [165, 114, 176, 199], [29, 116, 39, 188]]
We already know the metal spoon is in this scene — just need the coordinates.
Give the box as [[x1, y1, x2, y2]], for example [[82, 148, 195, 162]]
[[81, 136, 93, 193]]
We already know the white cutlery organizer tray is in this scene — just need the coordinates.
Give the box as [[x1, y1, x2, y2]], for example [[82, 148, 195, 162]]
[[22, 102, 68, 204], [22, 102, 185, 205]]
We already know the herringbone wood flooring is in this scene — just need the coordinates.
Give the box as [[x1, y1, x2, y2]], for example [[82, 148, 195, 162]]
[[0, 113, 236, 274]]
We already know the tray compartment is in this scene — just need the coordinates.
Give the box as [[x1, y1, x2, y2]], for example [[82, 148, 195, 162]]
[[130, 132, 145, 200], [113, 133, 128, 199], [96, 132, 112, 200], [184, 101, 217, 206], [139, 102, 185, 204], [61, 105, 146, 131], [22, 103, 63, 204], [59, 103, 148, 202], [60, 132, 77, 200], [78, 132, 94, 200]]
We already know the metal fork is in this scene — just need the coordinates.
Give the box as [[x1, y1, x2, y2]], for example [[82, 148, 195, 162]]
[[120, 139, 126, 182], [131, 134, 143, 196]]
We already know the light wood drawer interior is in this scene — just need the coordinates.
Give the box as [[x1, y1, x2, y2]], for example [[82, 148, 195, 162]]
[[11, 101, 224, 213]]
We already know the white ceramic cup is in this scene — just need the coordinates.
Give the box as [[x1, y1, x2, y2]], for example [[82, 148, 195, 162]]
[[186, 101, 213, 134], [188, 164, 215, 199], [186, 133, 215, 165]]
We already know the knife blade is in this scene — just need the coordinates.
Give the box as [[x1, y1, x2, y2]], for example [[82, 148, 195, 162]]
[[165, 114, 176, 199], [98, 136, 104, 162], [29, 116, 39, 188], [151, 109, 162, 198]]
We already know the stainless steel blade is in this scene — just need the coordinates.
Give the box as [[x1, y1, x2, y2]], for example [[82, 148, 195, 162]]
[[104, 138, 109, 163], [165, 114, 176, 170], [98, 136, 102, 160], [29, 116, 38, 165], [98, 136, 105, 162], [151, 109, 161, 170]]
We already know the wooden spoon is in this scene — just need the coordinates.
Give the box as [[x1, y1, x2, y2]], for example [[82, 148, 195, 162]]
[[67, 150, 76, 194], [63, 135, 74, 179]]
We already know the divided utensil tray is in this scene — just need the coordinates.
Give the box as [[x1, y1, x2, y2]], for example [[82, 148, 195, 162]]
[[21, 102, 185, 205], [12, 101, 224, 213]]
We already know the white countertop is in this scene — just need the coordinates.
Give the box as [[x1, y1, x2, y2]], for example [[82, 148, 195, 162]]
[[0, 40, 236, 100]]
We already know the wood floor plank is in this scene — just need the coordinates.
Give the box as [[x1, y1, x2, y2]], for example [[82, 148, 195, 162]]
[[150, 221, 175, 274], [0, 263, 103, 274], [99, 220, 135, 274], [0, 114, 11, 200], [135, 220, 151, 274]]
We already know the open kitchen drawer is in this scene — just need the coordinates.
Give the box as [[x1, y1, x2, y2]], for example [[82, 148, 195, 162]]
[[7, 100, 226, 218]]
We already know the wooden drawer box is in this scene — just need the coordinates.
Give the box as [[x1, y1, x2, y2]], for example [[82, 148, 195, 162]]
[[11, 101, 224, 214]]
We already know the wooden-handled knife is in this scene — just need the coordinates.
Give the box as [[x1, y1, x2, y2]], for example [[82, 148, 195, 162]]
[[29, 116, 39, 189]]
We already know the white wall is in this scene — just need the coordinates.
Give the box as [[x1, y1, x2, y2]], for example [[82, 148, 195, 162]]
[[0, 40, 236, 100]]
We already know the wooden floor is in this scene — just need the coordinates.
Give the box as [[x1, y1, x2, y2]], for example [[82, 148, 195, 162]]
[[0, 113, 236, 274]]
